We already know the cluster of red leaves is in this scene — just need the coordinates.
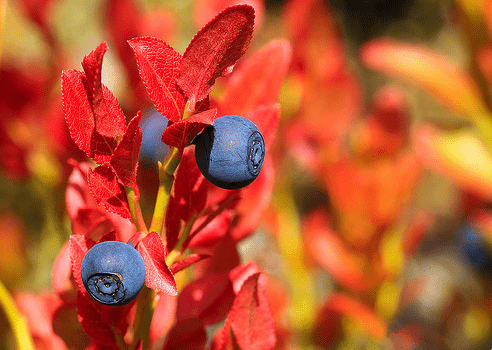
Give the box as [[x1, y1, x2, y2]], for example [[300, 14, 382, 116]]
[[56, 3, 290, 349]]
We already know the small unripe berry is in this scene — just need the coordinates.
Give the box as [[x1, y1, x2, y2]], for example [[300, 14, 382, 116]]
[[81, 241, 146, 306], [193, 115, 265, 190]]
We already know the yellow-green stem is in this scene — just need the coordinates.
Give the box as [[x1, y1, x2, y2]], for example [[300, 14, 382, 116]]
[[149, 147, 182, 235], [127, 186, 148, 233], [132, 286, 154, 350], [0, 279, 35, 350]]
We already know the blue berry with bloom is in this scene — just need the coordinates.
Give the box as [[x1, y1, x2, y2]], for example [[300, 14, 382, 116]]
[[193, 115, 265, 190], [81, 241, 146, 306]]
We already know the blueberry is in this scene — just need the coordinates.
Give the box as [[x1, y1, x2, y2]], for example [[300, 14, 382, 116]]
[[81, 241, 146, 306], [140, 109, 169, 165], [193, 115, 265, 190], [460, 224, 492, 271]]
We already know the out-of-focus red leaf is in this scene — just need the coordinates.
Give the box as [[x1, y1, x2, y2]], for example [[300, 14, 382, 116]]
[[69, 234, 95, 294], [244, 104, 280, 151], [52, 241, 76, 301], [194, 0, 264, 33], [170, 254, 211, 274], [128, 37, 186, 122], [177, 272, 235, 325], [319, 143, 423, 248], [14, 292, 67, 350], [220, 40, 292, 116], [228, 273, 276, 350], [161, 108, 216, 151], [414, 124, 492, 200], [322, 293, 387, 339], [66, 161, 97, 221], [229, 262, 262, 293], [303, 210, 371, 293], [229, 155, 275, 241], [350, 85, 410, 160], [149, 292, 177, 345], [110, 112, 142, 189], [195, 233, 241, 275], [52, 301, 90, 349], [166, 148, 209, 251], [361, 38, 487, 117], [136, 231, 177, 295], [163, 318, 207, 350], [0, 212, 28, 287], [76, 291, 129, 347], [62, 69, 95, 157], [187, 207, 235, 249], [87, 166, 131, 219], [389, 324, 448, 350], [177, 4, 255, 108], [402, 211, 433, 258], [312, 300, 341, 347]]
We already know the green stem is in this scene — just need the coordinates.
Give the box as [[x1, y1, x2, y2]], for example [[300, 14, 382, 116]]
[[0, 279, 35, 350], [132, 286, 154, 350], [149, 147, 182, 235], [126, 186, 148, 233]]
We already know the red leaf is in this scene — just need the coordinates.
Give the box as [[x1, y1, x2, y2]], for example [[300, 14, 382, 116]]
[[176, 273, 235, 325], [62, 69, 95, 157], [244, 104, 279, 151], [165, 148, 209, 251], [69, 234, 96, 294], [161, 108, 216, 151], [163, 318, 207, 350], [52, 241, 76, 301], [177, 4, 255, 108], [82, 42, 126, 138], [322, 293, 387, 339], [128, 37, 186, 122], [136, 231, 177, 295], [87, 166, 131, 219], [303, 210, 371, 293], [220, 39, 292, 116], [110, 111, 143, 189], [170, 253, 211, 274], [76, 291, 129, 346], [228, 273, 276, 350]]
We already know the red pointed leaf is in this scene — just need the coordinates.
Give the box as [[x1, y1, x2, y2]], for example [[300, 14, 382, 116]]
[[69, 234, 96, 294], [170, 253, 211, 274], [177, 4, 255, 108], [161, 108, 216, 150], [62, 69, 94, 157], [165, 148, 209, 251], [128, 37, 186, 122], [110, 111, 143, 189], [177, 273, 235, 325], [87, 166, 131, 219], [220, 39, 292, 116], [229, 273, 276, 350], [137, 231, 177, 295], [163, 318, 207, 350], [82, 42, 126, 138]]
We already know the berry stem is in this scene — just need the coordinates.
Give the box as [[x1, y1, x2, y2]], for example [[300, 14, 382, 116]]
[[132, 286, 154, 350], [126, 186, 148, 233], [150, 146, 182, 235]]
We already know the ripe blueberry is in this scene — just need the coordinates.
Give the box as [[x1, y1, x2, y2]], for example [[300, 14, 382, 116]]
[[193, 115, 265, 190], [81, 241, 146, 306]]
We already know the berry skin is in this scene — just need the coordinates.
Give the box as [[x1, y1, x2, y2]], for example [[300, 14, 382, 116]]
[[193, 115, 265, 190], [460, 224, 492, 271], [81, 241, 146, 306]]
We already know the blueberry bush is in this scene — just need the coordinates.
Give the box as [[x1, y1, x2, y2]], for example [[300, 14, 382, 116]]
[[3, 0, 492, 349]]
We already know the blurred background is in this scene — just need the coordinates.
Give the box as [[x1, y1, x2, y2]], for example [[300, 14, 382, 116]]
[[3, 0, 492, 349]]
